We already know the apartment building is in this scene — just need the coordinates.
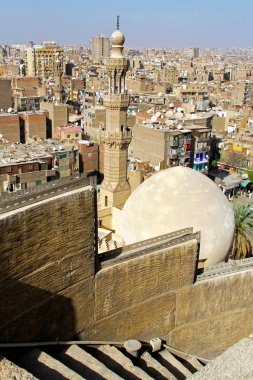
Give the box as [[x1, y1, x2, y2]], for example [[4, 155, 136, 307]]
[[0, 79, 12, 111], [91, 35, 110, 64], [25, 41, 63, 77]]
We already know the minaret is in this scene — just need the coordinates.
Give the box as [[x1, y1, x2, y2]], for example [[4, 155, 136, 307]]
[[54, 54, 63, 103], [100, 17, 131, 208]]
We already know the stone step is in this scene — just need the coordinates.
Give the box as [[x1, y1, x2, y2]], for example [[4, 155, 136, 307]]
[[1, 344, 205, 380], [158, 350, 193, 379], [140, 351, 178, 380], [16, 348, 84, 380], [56, 344, 122, 380], [184, 357, 204, 372], [95, 344, 154, 380]]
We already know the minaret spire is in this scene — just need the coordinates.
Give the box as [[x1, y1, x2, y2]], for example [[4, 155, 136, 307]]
[[117, 15, 120, 30]]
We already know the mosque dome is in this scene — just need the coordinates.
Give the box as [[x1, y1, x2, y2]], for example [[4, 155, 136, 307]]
[[119, 167, 235, 267], [111, 30, 125, 46]]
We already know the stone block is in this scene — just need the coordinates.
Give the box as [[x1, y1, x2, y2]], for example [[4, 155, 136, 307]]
[[168, 307, 253, 360], [0, 277, 95, 343], [82, 292, 175, 342], [175, 271, 253, 326], [95, 240, 197, 320]]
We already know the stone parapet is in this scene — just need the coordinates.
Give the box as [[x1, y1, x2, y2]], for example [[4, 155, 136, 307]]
[[103, 94, 129, 108], [105, 57, 128, 69], [100, 130, 132, 146]]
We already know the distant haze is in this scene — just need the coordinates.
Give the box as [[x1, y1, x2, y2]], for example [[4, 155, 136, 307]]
[[1, 0, 252, 48]]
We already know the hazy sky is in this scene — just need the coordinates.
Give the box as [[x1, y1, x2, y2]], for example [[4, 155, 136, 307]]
[[0, 0, 252, 48]]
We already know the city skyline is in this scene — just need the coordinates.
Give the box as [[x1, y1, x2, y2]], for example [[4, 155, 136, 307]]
[[0, 0, 252, 48]]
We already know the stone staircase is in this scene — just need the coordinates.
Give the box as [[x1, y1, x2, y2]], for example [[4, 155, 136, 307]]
[[0, 344, 205, 380]]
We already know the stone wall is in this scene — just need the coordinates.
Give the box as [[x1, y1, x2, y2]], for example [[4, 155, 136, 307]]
[[2, 186, 253, 361], [81, 238, 199, 341], [0, 193, 199, 344], [0, 186, 96, 342], [167, 269, 253, 359]]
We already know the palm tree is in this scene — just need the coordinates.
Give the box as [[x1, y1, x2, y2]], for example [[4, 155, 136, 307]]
[[231, 203, 253, 260]]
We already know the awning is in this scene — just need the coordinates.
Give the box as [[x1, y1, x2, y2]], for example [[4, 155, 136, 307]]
[[240, 180, 252, 188], [221, 173, 242, 190]]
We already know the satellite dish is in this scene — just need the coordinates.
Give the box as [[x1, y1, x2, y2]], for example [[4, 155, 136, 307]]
[[151, 115, 157, 123], [165, 110, 173, 118]]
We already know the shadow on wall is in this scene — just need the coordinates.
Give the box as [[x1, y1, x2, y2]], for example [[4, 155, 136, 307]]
[[0, 276, 76, 343], [0, 187, 96, 343]]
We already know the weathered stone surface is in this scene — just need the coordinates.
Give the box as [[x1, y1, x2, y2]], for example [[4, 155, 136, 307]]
[[189, 337, 253, 379], [0, 278, 94, 342], [0, 254, 93, 326], [168, 307, 253, 360], [95, 240, 197, 320], [0, 187, 95, 283], [58, 345, 122, 380], [0, 356, 38, 380], [0, 187, 96, 343], [82, 292, 175, 341], [175, 271, 253, 326], [166, 270, 253, 359], [18, 349, 84, 380]]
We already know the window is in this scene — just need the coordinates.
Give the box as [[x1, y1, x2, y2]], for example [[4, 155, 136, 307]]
[[105, 196, 108, 207], [88, 153, 92, 158], [67, 134, 70, 138], [75, 133, 79, 137]]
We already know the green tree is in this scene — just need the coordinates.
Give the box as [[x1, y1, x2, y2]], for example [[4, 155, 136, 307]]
[[231, 203, 253, 260]]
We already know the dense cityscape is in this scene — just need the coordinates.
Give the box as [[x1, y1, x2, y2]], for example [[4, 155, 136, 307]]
[[1, 3, 253, 379]]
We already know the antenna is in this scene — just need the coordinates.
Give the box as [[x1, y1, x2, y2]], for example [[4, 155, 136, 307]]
[[117, 15, 120, 30]]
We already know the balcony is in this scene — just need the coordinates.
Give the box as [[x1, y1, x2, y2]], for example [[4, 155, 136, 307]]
[[194, 158, 208, 164]]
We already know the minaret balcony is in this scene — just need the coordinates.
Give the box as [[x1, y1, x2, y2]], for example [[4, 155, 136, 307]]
[[101, 130, 132, 144], [103, 94, 130, 108], [106, 57, 128, 69]]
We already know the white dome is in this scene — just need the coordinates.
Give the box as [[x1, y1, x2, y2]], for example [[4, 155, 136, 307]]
[[111, 30, 125, 46], [119, 167, 235, 267]]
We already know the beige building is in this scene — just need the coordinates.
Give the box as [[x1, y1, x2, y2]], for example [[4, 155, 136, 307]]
[[25, 42, 63, 77], [0, 113, 20, 142], [40, 101, 68, 137], [12, 76, 39, 110], [131, 124, 193, 169], [19, 111, 47, 141], [0, 79, 12, 111], [91, 35, 110, 64]]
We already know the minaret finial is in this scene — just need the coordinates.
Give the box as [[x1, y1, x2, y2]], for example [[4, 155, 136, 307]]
[[117, 15, 120, 30]]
